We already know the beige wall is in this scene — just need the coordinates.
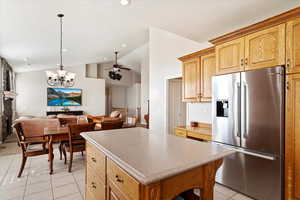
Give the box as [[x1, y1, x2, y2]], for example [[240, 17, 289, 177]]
[[16, 65, 106, 116]]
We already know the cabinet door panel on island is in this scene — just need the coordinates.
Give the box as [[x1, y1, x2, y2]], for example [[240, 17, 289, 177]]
[[244, 24, 285, 70], [107, 181, 129, 200], [216, 38, 245, 75], [287, 18, 300, 74]]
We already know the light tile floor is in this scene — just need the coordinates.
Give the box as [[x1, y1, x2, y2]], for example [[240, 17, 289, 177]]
[[0, 150, 253, 200]]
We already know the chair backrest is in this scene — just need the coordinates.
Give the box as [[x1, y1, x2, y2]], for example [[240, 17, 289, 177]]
[[101, 119, 123, 130], [68, 123, 96, 141], [16, 118, 59, 142], [12, 122, 25, 150], [77, 115, 88, 124], [111, 108, 127, 121], [110, 111, 121, 118], [58, 116, 78, 127], [126, 117, 137, 126]]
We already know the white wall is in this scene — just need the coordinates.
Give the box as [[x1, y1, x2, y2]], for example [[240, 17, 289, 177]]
[[149, 27, 212, 133], [187, 103, 212, 124], [116, 43, 149, 123], [140, 45, 149, 124], [111, 85, 127, 108], [16, 65, 106, 116], [126, 83, 141, 117]]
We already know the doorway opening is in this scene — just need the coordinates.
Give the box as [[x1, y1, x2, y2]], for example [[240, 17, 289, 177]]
[[167, 78, 186, 135]]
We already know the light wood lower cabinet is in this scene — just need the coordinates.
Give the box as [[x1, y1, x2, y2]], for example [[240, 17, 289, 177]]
[[175, 128, 187, 138], [107, 181, 128, 200], [86, 164, 106, 200], [287, 18, 300, 74], [107, 159, 140, 200], [86, 142, 106, 200], [286, 73, 300, 200], [86, 141, 223, 200]]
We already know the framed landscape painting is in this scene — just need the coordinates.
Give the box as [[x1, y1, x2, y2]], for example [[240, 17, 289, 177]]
[[47, 88, 82, 106]]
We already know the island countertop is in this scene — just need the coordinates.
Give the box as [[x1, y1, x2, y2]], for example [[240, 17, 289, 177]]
[[81, 127, 234, 185]]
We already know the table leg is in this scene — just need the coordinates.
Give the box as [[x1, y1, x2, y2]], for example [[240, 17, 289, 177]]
[[49, 136, 54, 174], [201, 159, 223, 200]]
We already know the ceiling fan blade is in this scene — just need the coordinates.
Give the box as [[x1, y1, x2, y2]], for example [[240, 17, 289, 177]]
[[113, 64, 122, 68], [120, 67, 131, 70]]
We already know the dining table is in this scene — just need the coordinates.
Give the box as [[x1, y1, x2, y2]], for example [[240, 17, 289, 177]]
[[44, 126, 69, 174]]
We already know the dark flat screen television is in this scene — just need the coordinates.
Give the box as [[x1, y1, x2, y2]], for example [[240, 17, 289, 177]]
[[47, 88, 82, 106]]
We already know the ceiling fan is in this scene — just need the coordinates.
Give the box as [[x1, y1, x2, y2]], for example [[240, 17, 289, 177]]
[[106, 51, 131, 72]]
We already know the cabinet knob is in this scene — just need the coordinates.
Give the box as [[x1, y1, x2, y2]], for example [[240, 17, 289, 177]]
[[244, 58, 248, 65], [91, 182, 97, 189], [115, 175, 123, 183], [287, 59, 291, 68], [241, 59, 244, 66], [91, 157, 96, 163]]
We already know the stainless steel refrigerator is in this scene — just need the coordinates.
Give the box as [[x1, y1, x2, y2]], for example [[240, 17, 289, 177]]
[[212, 66, 284, 200]]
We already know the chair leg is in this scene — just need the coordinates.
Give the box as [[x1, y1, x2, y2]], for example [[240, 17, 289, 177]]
[[63, 147, 67, 164], [68, 152, 73, 173], [59, 143, 62, 160], [81, 151, 83, 157], [18, 155, 27, 178]]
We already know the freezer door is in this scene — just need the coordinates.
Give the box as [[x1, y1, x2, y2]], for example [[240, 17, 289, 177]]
[[241, 66, 284, 155], [212, 73, 241, 146], [216, 151, 282, 200]]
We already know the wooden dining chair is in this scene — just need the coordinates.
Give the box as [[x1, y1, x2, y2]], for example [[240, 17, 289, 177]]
[[12, 122, 49, 177], [63, 123, 96, 172], [100, 119, 124, 130], [58, 116, 78, 160]]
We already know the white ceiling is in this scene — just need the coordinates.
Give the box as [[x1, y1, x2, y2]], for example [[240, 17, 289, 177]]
[[0, 0, 299, 73]]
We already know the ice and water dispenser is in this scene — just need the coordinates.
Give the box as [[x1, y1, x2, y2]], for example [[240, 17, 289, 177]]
[[216, 100, 229, 117]]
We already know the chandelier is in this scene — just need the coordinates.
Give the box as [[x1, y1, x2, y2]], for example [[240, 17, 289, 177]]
[[46, 14, 75, 87]]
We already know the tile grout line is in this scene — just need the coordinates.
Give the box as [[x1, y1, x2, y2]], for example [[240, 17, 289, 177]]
[[22, 174, 29, 200], [50, 170, 55, 200], [72, 170, 84, 199], [0, 155, 15, 186]]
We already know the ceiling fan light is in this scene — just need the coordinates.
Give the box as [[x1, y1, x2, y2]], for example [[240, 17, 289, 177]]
[[120, 0, 129, 6]]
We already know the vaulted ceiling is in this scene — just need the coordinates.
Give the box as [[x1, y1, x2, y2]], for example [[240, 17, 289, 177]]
[[0, 0, 299, 72]]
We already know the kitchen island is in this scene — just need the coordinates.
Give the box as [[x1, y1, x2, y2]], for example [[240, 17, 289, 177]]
[[81, 127, 234, 200]]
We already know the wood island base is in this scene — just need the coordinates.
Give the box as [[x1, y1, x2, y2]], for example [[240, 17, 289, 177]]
[[85, 142, 223, 200]]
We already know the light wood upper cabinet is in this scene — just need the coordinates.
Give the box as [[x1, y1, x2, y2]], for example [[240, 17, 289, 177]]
[[244, 24, 286, 70], [216, 38, 245, 75], [200, 53, 216, 101], [182, 57, 200, 102], [286, 73, 300, 200], [287, 18, 300, 74], [179, 47, 215, 102]]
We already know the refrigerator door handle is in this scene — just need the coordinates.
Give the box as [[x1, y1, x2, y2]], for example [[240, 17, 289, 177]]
[[242, 82, 249, 139], [214, 143, 277, 161], [235, 82, 241, 138]]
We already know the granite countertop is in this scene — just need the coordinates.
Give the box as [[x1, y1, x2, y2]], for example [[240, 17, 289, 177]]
[[81, 127, 234, 184]]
